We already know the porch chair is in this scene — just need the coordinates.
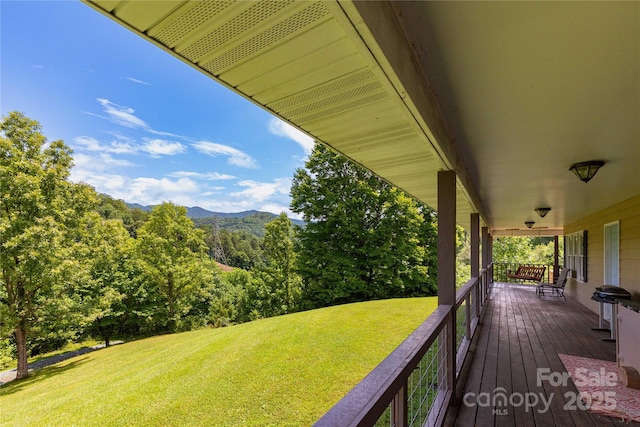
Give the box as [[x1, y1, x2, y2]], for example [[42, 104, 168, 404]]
[[536, 268, 570, 300]]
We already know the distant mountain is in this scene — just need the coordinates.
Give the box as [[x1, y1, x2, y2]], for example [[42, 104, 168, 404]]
[[186, 207, 264, 219], [127, 203, 152, 212], [127, 203, 268, 219], [125, 203, 304, 236]]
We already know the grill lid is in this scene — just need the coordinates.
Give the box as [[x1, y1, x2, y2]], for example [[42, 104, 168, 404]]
[[594, 285, 632, 299]]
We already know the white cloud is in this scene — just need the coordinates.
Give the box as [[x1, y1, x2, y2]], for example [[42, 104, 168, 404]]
[[88, 99, 183, 139], [69, 166, 296, 215], [169, 171, 236, 180], [74, 136, 102, 151], [259, 203, 299, 218], [141, 139, 186, 157], [127, 177, 199, 201], [70, 169, 201, 206], [73, 135, 185, 157], [126, 76, 150, 85], [74, 135, 137, 154], [72, 153, 135, 172], [193, 141, 258, 169], [268, 117, 315, 155], [232, 178, 291, 202], [70, 169, 128, 191], [95, 98, 150, 130]]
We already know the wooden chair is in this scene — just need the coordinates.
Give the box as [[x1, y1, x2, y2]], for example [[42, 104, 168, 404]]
[[536, 268, 570, 300]]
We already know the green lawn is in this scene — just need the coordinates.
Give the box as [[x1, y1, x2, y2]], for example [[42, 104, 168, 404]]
[[0, 297, 437, 426]]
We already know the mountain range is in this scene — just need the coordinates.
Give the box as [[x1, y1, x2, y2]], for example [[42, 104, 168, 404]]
[[126, 203, 305, 232], [128, 203, 263, 218]]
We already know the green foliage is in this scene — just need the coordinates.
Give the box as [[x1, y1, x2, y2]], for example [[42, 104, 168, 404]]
[[0, 111, 96, 378], [493, 237, 533, 263], [0, 112, 447, 376], [493, 236, 556, 265], [193, 212, 300, 238], [291, 144, 436, 309], [205, 228, 265, 270], [455, 226, 472, 287], [0, 337, 16, 369], [136, 202, 217, 332], [71, 212, 136, 346], [208, 269, 251, 326], [96, 193, 149, 237], [249, 213, 302, 317]]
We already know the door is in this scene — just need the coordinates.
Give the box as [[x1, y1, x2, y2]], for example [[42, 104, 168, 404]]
[[603, 221, 620, 321]]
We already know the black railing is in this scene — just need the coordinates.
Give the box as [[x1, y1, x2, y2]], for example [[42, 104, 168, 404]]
[[492, 262, 560, 284]]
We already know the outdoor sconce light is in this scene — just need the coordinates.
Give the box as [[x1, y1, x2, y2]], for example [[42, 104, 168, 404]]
[[569, 160, 605, 183], [535, 207, 551, 218], [525, 221, 535, 229]]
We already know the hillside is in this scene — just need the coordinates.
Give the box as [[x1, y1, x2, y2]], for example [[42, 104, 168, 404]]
[[0, 297, 437, 426], [126, 202, 304, 237], [194, 211, 304, 237]]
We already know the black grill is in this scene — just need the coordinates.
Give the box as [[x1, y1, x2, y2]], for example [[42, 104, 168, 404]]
[[592, 285, 632, 302]]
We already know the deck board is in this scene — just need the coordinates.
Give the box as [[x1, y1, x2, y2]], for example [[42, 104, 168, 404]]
[[446, 283, 639, 426]]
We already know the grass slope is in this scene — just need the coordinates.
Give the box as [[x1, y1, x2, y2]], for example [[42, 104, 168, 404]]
[[0, 297, 437, 426]]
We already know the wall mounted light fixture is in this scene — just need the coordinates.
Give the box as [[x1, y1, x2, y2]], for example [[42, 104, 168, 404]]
[[525, 221, 535, 229], [535, 207, 551, 218], [569, 160, 605, 183]]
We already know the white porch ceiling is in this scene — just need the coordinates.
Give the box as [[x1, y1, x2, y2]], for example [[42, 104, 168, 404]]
[[82, 0, 640, 235]]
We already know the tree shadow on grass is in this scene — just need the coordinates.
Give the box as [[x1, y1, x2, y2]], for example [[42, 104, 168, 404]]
[[0, 341, 123, 387], [0, 357, 89, 396]]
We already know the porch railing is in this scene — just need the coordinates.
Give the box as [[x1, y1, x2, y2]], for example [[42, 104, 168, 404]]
[[315, 264, 494, 427], [492, 262, 559, 284]]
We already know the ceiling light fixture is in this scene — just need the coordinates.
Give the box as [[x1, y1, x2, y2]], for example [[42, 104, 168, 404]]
[[525, 221, 535, 229], [535, 207, 551, 218], [569, 160, 605, 183]]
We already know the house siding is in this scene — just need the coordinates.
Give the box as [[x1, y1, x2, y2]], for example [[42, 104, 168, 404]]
[[564, 193, 640, 314]]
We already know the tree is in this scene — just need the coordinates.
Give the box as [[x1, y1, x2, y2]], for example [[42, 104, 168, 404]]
[[493, 237, 534, 263], [136, 202, 215, 332], [455, 226, 472, 287], [247, 213, 302, 318], [96, 193, 149, 237], [290, 144, 434, 309], [208, 269, 251, 326], [263, 213, 301, 311], [493, 236, 557, 266], [73, 212, 135, 346], [0, 112, 95, 378]]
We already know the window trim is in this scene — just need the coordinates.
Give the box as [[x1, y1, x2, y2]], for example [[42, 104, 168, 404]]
[[565, 230, 587, 282]]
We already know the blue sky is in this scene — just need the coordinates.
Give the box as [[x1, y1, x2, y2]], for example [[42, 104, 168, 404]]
[[1, 1, 314, 217]]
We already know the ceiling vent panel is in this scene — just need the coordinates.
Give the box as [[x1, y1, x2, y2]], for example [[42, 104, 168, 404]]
[[242, 40, 358, 101], [112, 1, 183, 32], [200, 2, 331, 75], [219, 19, 347, 88], [151, 1, 235, 48], [294, 92, 389, 126], [178, 1, 297, 63], [266, 68, 389, 126], [269, 69, 375, 111]]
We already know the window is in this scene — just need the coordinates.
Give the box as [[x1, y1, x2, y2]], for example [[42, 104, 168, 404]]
[[565, 230, 587, 281]]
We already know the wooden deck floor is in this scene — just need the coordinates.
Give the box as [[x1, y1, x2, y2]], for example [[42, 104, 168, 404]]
[[446, 282, 638, 426]]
